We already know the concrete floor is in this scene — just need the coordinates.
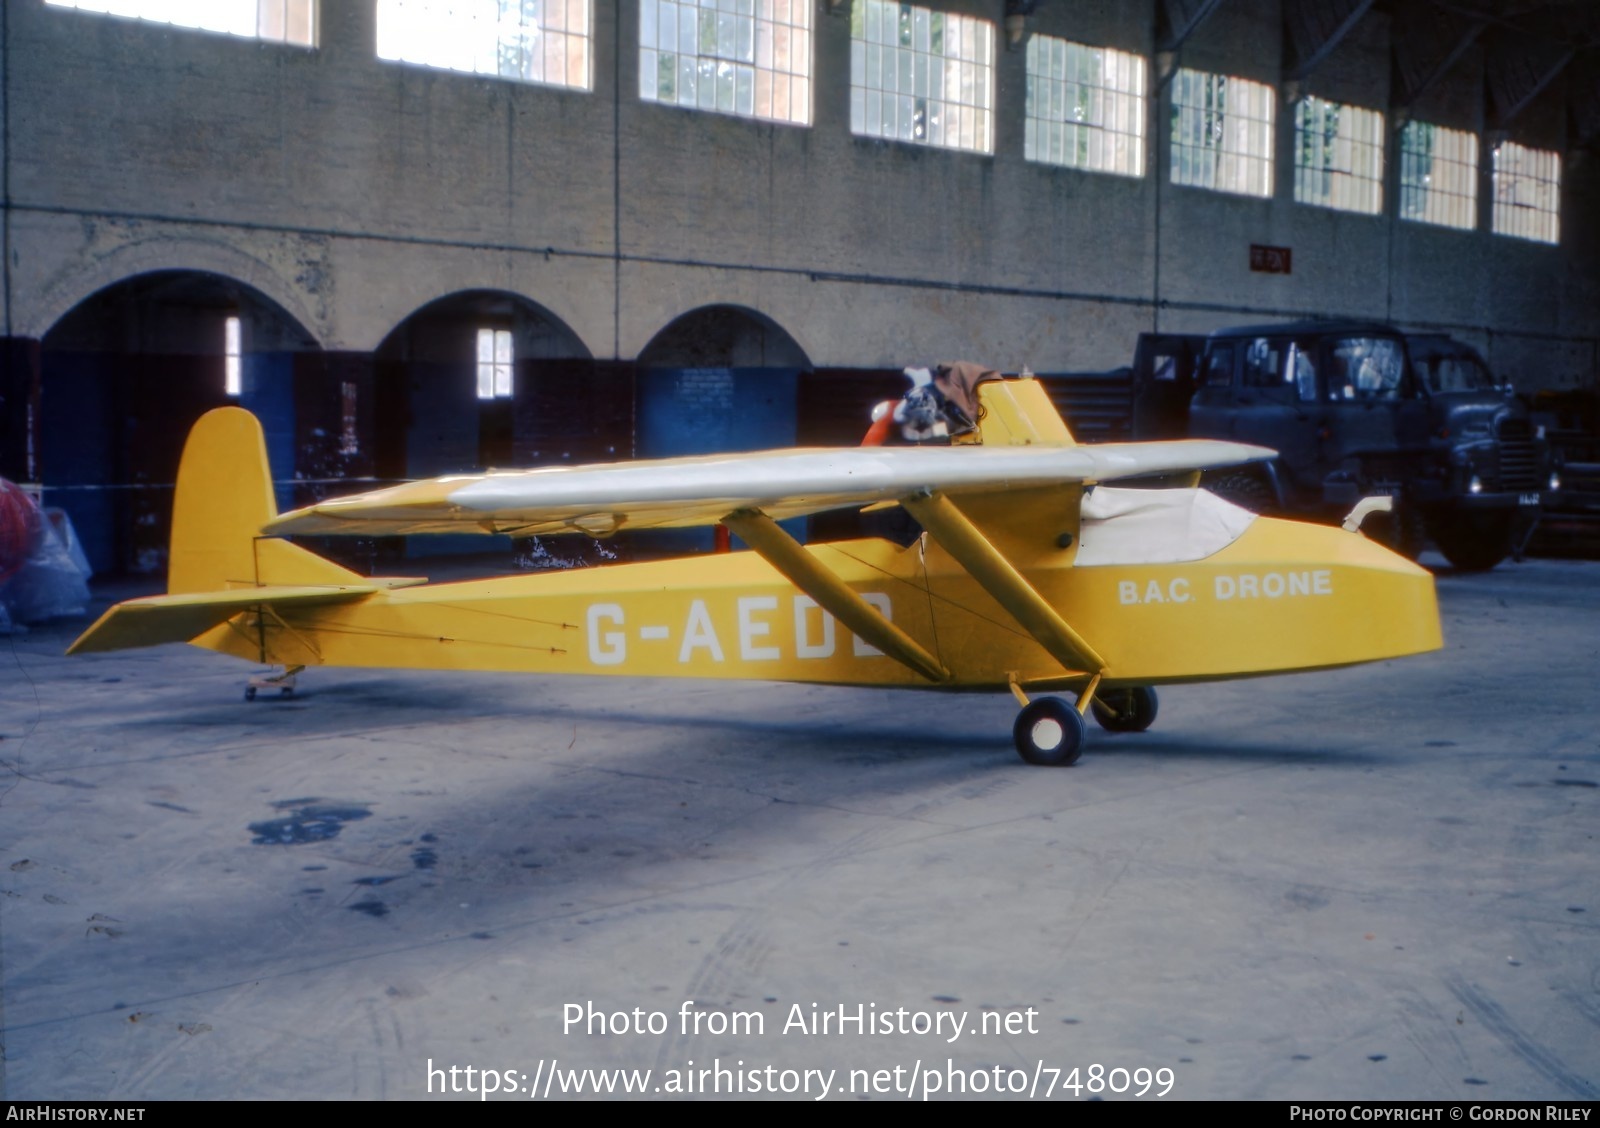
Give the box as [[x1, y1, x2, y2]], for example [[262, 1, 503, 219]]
[[0, 555, 1596, 1101]]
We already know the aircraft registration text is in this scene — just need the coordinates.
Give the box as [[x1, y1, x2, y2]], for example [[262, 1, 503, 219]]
[[587, 595, 893, 666]]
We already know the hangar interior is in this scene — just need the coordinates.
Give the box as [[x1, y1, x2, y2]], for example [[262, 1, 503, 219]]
[[5, 2, 1600, 1105], [2, 0, 1598, 576]]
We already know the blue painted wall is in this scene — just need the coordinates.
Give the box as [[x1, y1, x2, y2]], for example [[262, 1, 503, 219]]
[[239, 351, 297, 514], [636, 366, 801, 554]]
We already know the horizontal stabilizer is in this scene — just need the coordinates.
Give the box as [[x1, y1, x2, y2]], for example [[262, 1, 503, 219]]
[[264, 440, 1275, 538], [66, 584, 379, 655]]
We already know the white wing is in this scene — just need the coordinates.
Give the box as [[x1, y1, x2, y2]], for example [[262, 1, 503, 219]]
[[264, 440, 1273, 537]]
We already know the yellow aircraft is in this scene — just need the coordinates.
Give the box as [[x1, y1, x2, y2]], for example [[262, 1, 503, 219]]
[[67, 371, 1442, 766]]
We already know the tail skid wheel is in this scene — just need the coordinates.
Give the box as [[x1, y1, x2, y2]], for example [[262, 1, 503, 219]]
[[1091, 686, 1159, 733], [245, 667, 301, 702], [1014, 697, 1087, 766], [245, 685, 294, 701]]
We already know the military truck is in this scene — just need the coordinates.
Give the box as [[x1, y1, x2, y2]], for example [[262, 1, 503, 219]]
[[1041, 321, 1551, 571], [1528, 386, 1600, 555]]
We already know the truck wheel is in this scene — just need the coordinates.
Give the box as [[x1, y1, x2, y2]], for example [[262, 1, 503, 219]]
[[1206, 471, 1275, 515], [1430, 513, 1512, 572], [1366, 503, 1426, 561]]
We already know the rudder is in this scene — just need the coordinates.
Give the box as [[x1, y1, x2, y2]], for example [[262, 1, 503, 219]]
[[167, 408, 361, 594], [975, 378, 1078, 447]]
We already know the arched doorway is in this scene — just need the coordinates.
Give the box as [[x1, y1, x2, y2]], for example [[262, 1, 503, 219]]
[[39, 271, 320, 575], [373, 290, 603, 478], [372, 291, 614, 562], [636, 306, 811, 553]]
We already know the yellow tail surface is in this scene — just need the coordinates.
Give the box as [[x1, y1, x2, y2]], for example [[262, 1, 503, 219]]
[[68, 409, 376, 656], [167, 407, 363, 594], [974, 378, 1077, 447]]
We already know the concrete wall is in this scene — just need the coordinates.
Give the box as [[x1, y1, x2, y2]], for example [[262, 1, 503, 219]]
[[4, 0, 1597, 378]]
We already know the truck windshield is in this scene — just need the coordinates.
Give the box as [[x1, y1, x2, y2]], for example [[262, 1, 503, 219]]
[[1328, 337, 1405, 401], [1413, 350, 1497, 393]]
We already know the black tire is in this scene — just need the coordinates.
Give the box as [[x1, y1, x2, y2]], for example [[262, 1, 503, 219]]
[[1013, 697, 1087, 766], [1206, 470, 1275, 515], [1091, 686, 1159, 733], [1364, 502, 1426, 561], [1429, 512, 1512, 572], [244, 686, 257, 701]]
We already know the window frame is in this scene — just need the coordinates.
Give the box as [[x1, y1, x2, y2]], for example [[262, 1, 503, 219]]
[[224, 315, 243, 398], [1292, 95, 1385, 216], [1398, 120, 1479, 232], [848, 0, 995, 155], [43, 0, 317, 46], [1491, 140, 1561, 245], [639, 0, 813, 126], [1024, 34, 1146, 178], [1168, 68, 1275, 198], [476, 328, 515, 401], [376, 0, 593, 92]]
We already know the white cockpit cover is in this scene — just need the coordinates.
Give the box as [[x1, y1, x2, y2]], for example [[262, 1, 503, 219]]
[[1075, 487, 1256, 566]]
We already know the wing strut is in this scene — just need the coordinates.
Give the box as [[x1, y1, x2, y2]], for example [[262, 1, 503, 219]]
[[721, 510, 951, 684], [902, 491, 1107, 679]]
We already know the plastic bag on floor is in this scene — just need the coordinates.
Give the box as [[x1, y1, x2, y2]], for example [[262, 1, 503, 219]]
[[0, 481, 91, 623]]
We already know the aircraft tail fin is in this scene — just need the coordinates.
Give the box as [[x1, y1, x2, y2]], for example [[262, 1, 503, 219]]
[[167, 407, 364, 595], [977, 377, 1078, 447]]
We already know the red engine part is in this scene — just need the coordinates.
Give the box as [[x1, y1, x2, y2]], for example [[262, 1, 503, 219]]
[[0, 479, 43, 584]]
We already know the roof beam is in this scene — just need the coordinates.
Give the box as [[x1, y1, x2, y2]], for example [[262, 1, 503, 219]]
[[1391, 0, 1487, 109], [1486, 26, 1575, 127], [1283, 0, 1377, 82], [1157, 0, 1227, 53]]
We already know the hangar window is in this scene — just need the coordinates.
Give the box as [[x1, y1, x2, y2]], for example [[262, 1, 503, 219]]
[[224, 316, 243, 397], [477, 329, 514, 400], [1024, 36, 1145, 178], [640, 0, 812, 126], [849, 1, 994, 154], [340, 382, 361, 455], [44, 0, 316, 46], [1492, 141, 1560, 245], [1169, 69, 1273, 197], [1293, 97, 1383, 215], [377, 0, 591, 91], [1399, 122, 1478, 231]]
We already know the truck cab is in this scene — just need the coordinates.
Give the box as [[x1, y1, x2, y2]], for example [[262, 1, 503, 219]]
[[1124, 322, 1548, 570]]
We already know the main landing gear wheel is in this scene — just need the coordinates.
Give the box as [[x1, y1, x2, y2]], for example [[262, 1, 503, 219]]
[[1013, 697, 1087, 766], [1090, 686, 1159, 733]]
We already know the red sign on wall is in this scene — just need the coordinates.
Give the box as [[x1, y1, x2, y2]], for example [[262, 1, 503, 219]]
[[1250, 244, 1292, 274]]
